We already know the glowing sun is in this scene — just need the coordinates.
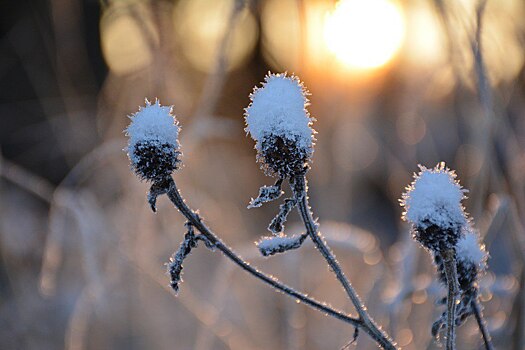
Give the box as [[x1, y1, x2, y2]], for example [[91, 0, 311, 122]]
[[323, 0, 405, 70]]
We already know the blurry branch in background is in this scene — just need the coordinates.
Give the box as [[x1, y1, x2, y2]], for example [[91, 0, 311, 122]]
[[432, 0, 466, 88], [180, 0, 246, 151], [1, 144, 248, 349], [433, 3, 525, 347], [0, 142, 121, 297], [469, 3, 525, 347], [0, 153, 55, 203], [469, 0, 496, 218]]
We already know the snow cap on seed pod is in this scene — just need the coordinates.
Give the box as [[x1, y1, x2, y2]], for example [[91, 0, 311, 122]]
[[125, 99, 181, 182], [401, 162, 469, 252], [244, 72, 315, 178], [456, 227, 488, 288]]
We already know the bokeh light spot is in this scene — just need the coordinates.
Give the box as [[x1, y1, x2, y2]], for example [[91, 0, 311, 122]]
[[173, 0, 258, 73]]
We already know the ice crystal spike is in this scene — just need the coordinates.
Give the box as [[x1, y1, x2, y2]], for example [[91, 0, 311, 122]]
[[125, 99, 181, 182], [401, 162, 469, 252], [244, 72, 315, 178]]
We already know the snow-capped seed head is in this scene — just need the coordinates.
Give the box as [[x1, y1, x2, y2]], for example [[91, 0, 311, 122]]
[[245, 72, 315, 177], [401, 162, 468, 252], [432, 225, 488, 336], [125, 99, 181, 182], [457, 227, 488, 271]]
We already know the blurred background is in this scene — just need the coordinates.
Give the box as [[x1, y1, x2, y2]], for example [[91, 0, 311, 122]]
[[1, 0, 524, 349]]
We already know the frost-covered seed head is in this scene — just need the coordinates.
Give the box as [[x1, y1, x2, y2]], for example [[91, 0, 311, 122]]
[[401, 162, 468, 252], [431, 227, 488, 337], [457, 227, 488, 270], [454, 227, 488, 293], [245, 72, 315, 177], [125, 99, 181, 181]]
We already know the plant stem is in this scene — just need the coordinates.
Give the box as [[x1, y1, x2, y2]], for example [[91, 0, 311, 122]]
[[293, 175, 397, 350], [160, 177, 361, 327], [472, 297, 494, 350], [442, 249, 459, 350]]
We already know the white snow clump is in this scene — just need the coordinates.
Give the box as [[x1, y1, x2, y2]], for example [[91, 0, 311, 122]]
[[244, 73, 314, 152], [257, 233, 308, 256], [457, 227, 488, 269], [401, 162, 468, 230], [126, 99, 180, 158]]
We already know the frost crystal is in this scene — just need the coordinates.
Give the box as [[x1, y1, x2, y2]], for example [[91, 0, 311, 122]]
[[401, 162, 468, 252], [257, 233, 308, 257], [125, 99, 181, 181], [245, 73, 315, 177]]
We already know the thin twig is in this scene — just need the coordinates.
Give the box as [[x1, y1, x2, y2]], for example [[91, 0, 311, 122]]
[[472, 297, 495, 350], [159, 176, 362, 328], [293, 174, 397, 350], [442, 249, 459, 350]]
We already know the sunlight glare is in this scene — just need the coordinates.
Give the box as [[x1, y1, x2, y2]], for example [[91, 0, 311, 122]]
[[323, 0, 405, 70]]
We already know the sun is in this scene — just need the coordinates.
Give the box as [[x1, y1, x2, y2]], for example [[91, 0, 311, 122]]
[[323, 0, 405, 70]]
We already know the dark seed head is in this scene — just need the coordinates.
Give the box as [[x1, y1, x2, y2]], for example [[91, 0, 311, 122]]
[[130, 140, 181, 182], [414, 221, 462, 253], [258, 134, 311, 178]]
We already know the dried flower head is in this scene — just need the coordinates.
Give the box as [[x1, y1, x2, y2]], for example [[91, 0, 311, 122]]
[[456, 227, 488, 286], [401, 162, 468, 252], [432, 227, 489, 336], [244, 72, 315, 178], [125, 99, 181, 182]]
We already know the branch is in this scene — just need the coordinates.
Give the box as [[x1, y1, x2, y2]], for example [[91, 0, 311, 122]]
[[442, 249, 459, 350], [472, 297, 494, 350], [293, 174, 397, 350], [152, 176, 362, 329]]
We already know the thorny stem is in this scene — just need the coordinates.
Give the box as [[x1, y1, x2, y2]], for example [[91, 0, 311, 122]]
[[157, 177, 366, 328], [472, 297, 495, 350], [293, 174, 397, 350], [442, 249, 459, 350]]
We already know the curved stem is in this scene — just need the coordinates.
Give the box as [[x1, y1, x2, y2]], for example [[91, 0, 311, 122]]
[[472, 297, 494, 350], [293, 175, 397, 350], [161, 177, 360, 328], [442, 249, 459, 350]]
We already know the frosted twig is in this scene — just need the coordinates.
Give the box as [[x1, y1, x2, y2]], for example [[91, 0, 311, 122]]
[[268, 197, 297, 234], [257, 233, 308, 257], [293, 174, 397, 350], [151, 176, 363, 328], [472, 297, 494, 350], [442, 249, 459, 350], [248, 177, 284, 209], [168, 222, 198, 293]]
